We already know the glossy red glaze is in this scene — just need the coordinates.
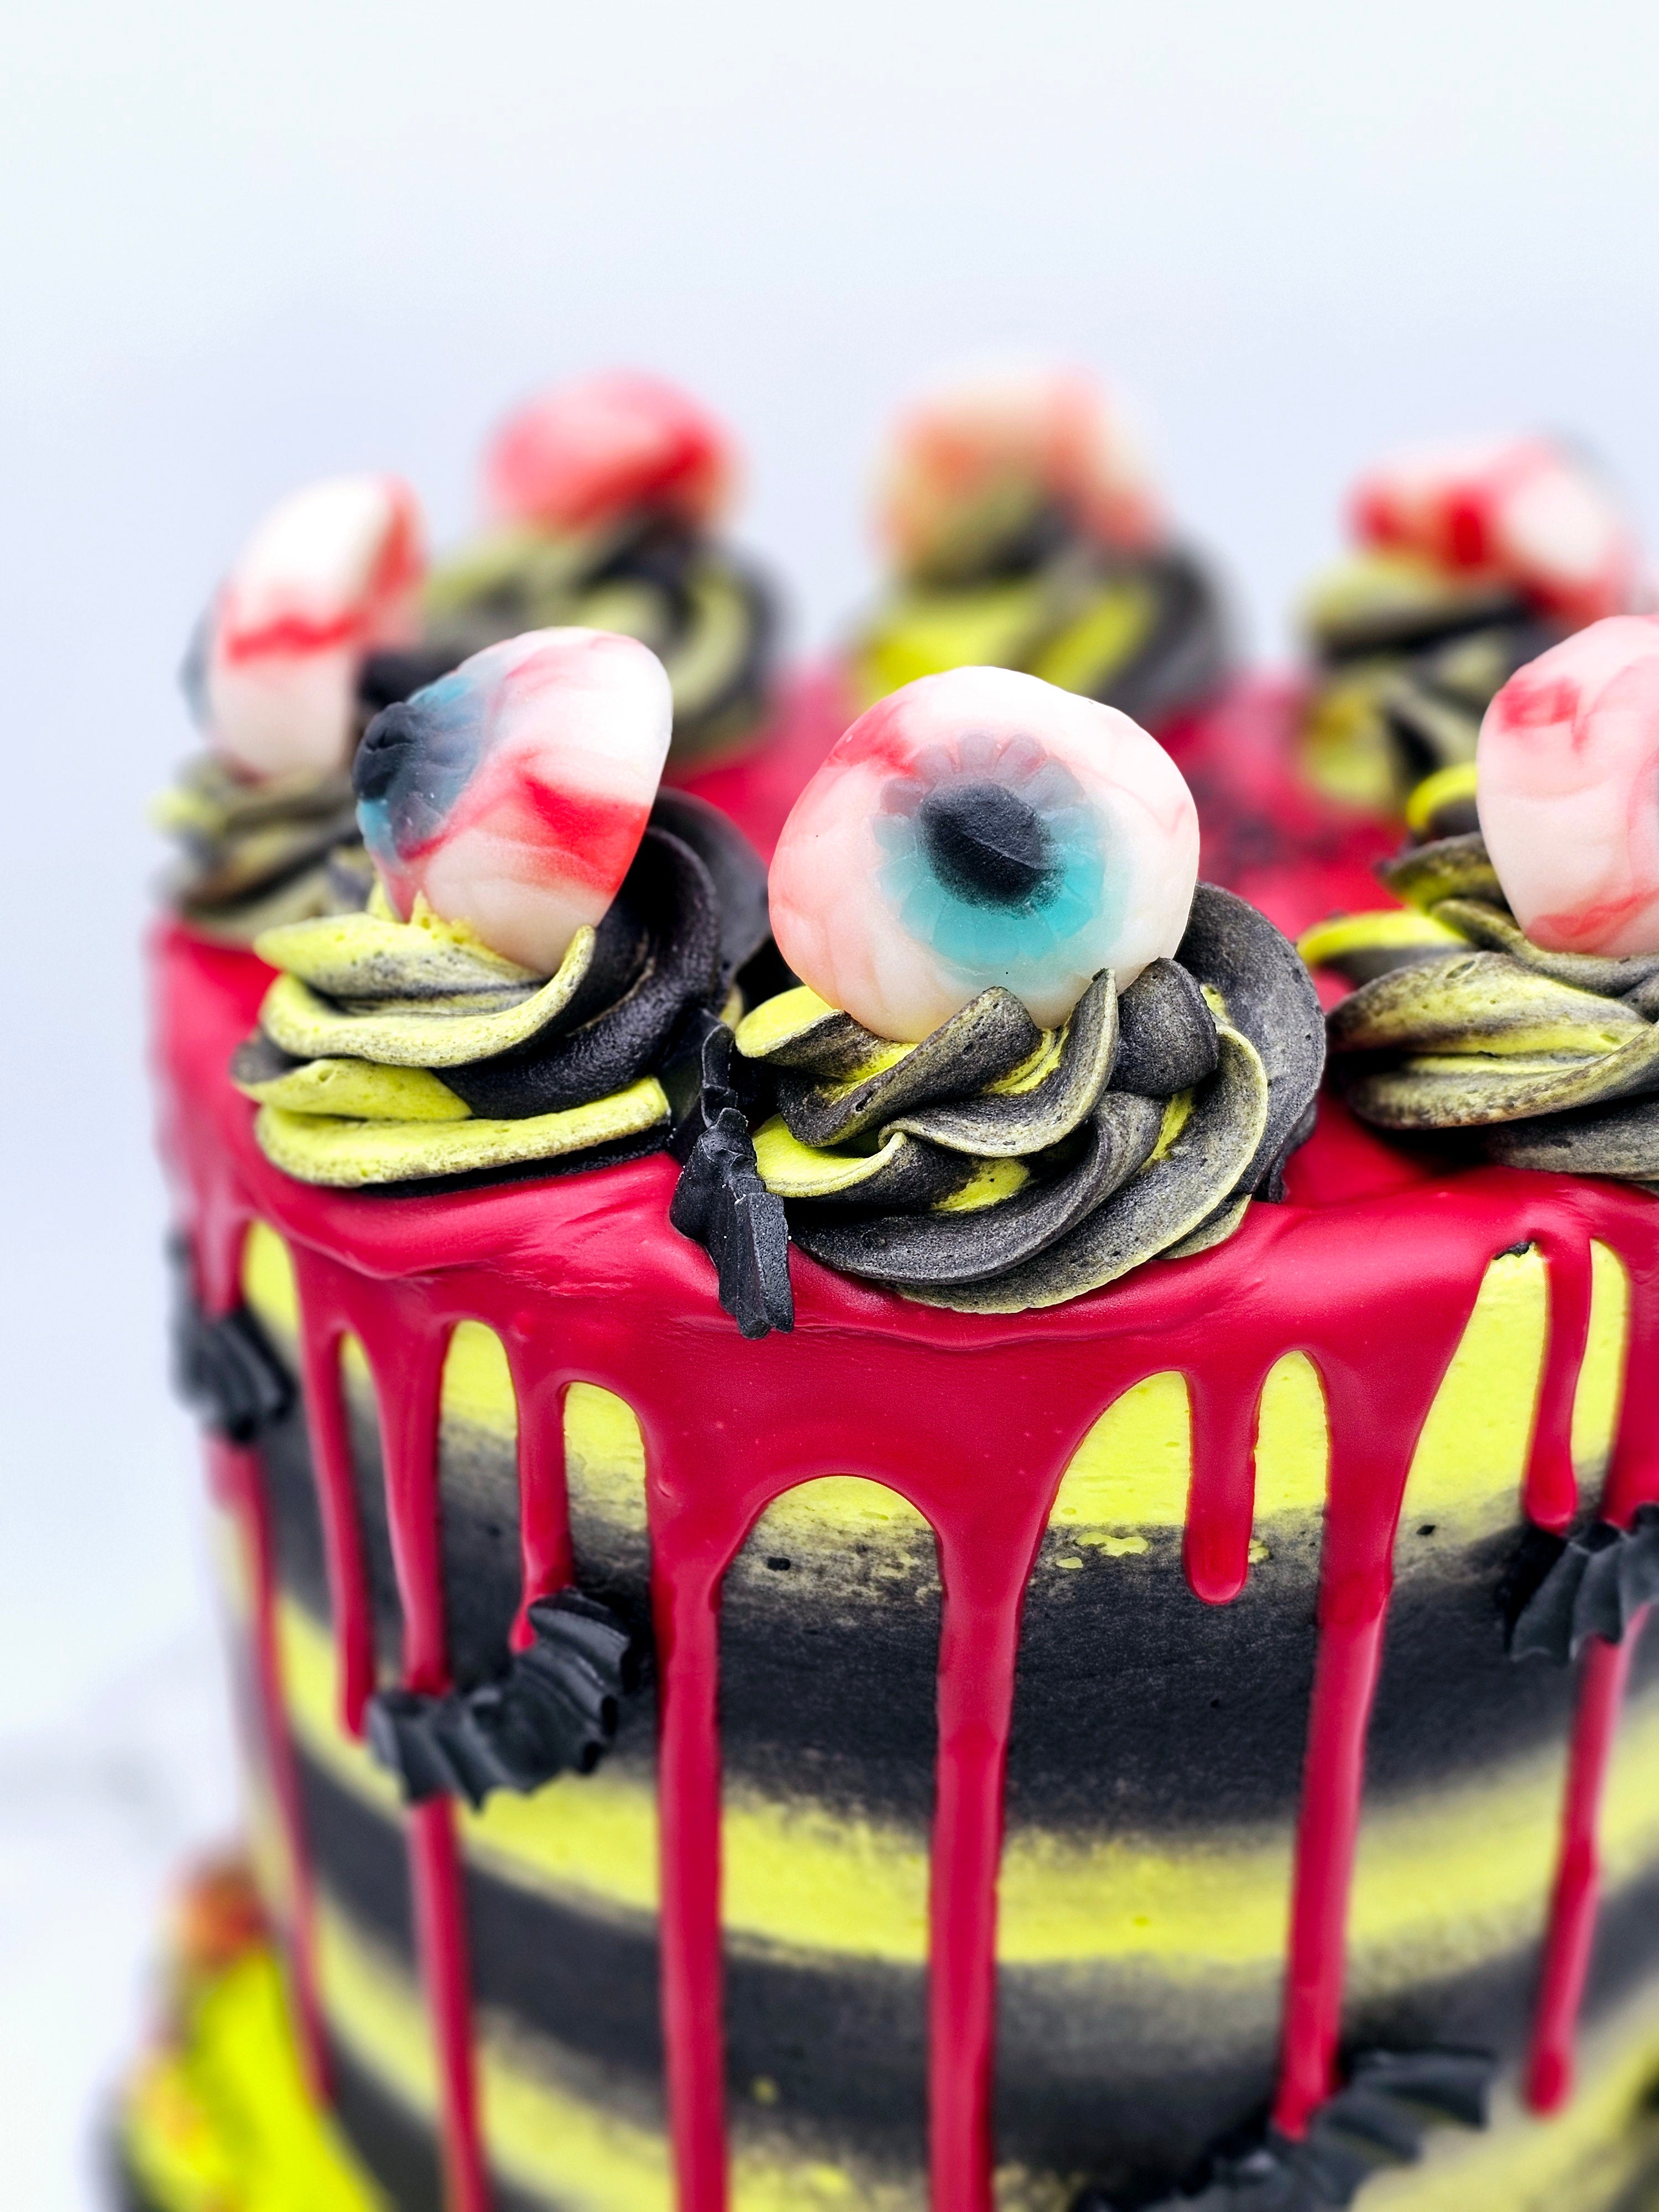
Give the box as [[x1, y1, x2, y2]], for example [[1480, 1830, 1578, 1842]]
[[154, 918, 1659, 2210], [1162, 676, 1400, 945], [667, 666, 851, 860]]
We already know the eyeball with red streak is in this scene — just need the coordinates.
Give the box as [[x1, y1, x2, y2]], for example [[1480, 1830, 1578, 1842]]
[[1350, 435, 1640, 625], [482, 371, 735, 535], [202, 475, 425, 780], [769, 666, 1199, 1040], [877, 363, 1166, 577], [1477, 616, 1659, 957], [354, 628, 672, 973]]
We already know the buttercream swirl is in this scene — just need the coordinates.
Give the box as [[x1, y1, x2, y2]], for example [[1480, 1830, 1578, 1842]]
[[1300, 552, 1560, 819], [1306, 833, 1659, 1184], [156, 753, 369, 941], [232, 791, 767, 1190], [424, 518, 776, 769], [731, 883, 1323, 1313], [853, 536, 1229, 732]]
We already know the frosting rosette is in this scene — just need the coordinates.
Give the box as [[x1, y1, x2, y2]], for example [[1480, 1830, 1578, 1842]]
[[1305, 617, 1659, 1183], [671, 670, 1323, 1325], [422, 372, 776, 767], [1304, 838, 1659, 1187], [1300, 434, 1644, 820], [849, 362, 1230, 727], [231, 628, 772, 1190], [161, 474, 427, 940]]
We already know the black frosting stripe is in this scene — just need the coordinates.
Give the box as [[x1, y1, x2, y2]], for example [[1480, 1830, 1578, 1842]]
[[252, 1317, 1659, 1824]]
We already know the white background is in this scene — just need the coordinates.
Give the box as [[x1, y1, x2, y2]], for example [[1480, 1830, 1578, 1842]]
[[3, 3, 1659, 2203]]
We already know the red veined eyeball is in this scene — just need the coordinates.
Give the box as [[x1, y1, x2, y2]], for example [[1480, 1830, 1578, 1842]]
[[482, 371, 737, 536], [875, 362, 1167, 575], [354, 628, 672, 974], [1478, 617, 1659, 957], [769, 666, 1199, 1041], [204, 476, 425, 780], [1349, 435, 1641, 626]]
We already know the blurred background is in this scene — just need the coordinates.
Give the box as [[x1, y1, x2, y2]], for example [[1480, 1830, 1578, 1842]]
[[3, 1, 1659, 2201]]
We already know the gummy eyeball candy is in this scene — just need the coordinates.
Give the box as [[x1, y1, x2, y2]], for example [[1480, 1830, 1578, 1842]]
[[203, 475, 425, 780], [483, 371, 735, 535], [769, 666, 1199, 1039], [877, 363, 1165, 576], [354, 628, 672, 973], [1477, 617, 1659, 957], [1350, 436, 1640, 625]]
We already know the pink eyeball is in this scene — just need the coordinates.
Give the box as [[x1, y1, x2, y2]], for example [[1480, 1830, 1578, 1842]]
[[1349, 435, 1640, 626], [203, 475, 425, 781], [482, 371, 736, 536], [876, 361, 1167, 573], [354, 628, 672, 973], [769, 666, 1199, 1040], [1477, 616, 1659, 957]]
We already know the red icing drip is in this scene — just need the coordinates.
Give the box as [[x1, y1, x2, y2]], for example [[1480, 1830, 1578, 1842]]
[[211, 1435, 330, 2102], [287, 1271, 377, 1738], [505, 1350, 574, 1653], [409, 1797, 491, 2212], [152, 921, 1659, 2205], [1526, 1234, 1593, 1534], [1527, 1620, 1647, 2112]]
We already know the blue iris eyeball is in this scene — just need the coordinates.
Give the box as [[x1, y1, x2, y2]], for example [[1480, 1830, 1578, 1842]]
[[770, 667, 1201, 1040]]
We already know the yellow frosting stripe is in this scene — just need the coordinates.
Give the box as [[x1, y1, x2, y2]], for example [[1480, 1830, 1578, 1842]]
[[317, 1895, 921, 2212], [1358, 1981, 1659, 2212], [122, 1945, 383, 2212], [274, 1596, 1659, 1979], [117, 1917, 1659, 2212], [1044, 1246, 1627, 1543], [1573, 1241, 1630, 1497], [254, 1078, 669, 1188]]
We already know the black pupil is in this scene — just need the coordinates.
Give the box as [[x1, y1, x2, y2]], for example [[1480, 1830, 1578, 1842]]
[[353, 703, 421, 804], [918, 779, 1057, 907]]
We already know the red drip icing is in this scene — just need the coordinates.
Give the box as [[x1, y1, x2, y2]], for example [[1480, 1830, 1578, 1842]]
[[505, 1351, 574, 1653], [211, 1435, 330, 2103], [287, 1276, 377, 1738], [1526, 1621, 1647, 2112], [1184, 1368, 1267, 1605], [153, 924, 1659, 2208], [1526, 1234, 1593, 1535], [409, 1797, 491, 2212]]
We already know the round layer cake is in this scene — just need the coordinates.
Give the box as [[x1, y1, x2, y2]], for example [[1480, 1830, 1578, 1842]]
[[131, 911, 1659, 2212]]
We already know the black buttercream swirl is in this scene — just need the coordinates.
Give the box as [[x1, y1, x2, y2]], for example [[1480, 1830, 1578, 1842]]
[[676, 885, 1323, 1327], [1301, 559, 1562, 817], [156, 754, 366, 942], [366, 1588, 646, 1808], [421, 513, 778, 766], [232, 790, 769, 1192], [1312, 833, 1659, 1184], [1071, 2046, 1492, 2211], [855, 519, 1231, 732], [1504, 1507, 1659, 1665]]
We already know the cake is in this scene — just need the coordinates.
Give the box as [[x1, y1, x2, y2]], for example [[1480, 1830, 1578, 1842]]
[[123, 469, 1659, 2211]]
